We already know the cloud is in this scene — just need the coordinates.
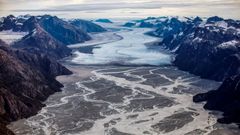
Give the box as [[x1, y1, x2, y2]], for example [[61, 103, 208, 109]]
[[0, 0, 6, 10], [1, 0, 240, 19], [7, 0, 240, 12], [10, 1, 193, 12]]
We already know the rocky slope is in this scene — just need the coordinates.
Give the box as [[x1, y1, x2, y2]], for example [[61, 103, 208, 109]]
[[39, 16, 91, 44], [0, 39, 72, 134]]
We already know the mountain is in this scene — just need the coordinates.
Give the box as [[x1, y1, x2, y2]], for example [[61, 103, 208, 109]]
[[69, 19, 107, 33], [95, 19, 113, 23], [0, 15, 110, 59], [39, 16, 91, 44], [0, 15, 24, 32], [0, 15, 92, 45], [13, 25, 72, 59], [0, 39, 72, 134], [126, 16, 240, 81]]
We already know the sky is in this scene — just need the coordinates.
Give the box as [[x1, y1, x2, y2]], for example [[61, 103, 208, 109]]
[[0, 0, 240, 19]]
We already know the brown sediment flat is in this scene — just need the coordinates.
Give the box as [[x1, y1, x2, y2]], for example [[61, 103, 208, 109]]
[[56, 65, 95, 83]]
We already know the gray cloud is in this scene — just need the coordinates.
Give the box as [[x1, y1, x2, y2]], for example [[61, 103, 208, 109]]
[[9, 0, 240, 12], [10, 1, 198, 12], [1, 0, 240, 19]]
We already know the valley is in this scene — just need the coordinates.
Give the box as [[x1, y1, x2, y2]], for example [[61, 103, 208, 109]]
[[7, 21, 240, 135]]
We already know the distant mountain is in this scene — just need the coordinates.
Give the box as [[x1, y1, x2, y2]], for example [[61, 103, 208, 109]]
[[193, 75, 240, 127], [69, 19, 107, 33], [0, 39, 72, 134], [39, 16, 91, 44], [95, 19, 113, 23]]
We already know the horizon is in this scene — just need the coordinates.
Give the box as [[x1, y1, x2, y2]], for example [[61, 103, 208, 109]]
[[1, 0, 240, 19]]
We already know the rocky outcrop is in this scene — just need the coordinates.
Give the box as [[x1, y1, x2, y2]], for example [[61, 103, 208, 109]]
[[70, 19, 107, 33], [193, 75, 240, 127], [0, 39, 72, 134]]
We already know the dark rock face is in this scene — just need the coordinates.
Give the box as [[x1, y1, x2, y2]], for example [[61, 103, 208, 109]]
[[0, 39, 72, 134], [70, 19, 107, 33], [193, 75, 240, 126]]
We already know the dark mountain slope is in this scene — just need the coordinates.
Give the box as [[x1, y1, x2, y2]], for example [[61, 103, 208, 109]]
[[0, 39, 72, 134]]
